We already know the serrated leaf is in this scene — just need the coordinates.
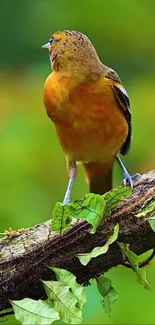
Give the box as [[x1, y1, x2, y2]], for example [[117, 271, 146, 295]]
[[136, 200, 155, 218], [77, 224, 119, 266], [69, 194, 106, 233], [43, 268, 86, 324], [119, 243, 152, 291], [49, 267, 86, 309], [52, 202, 72, 234], [10, 298, 59, 325], [104, 186, 132, 216], [96, 276, 118, 316]]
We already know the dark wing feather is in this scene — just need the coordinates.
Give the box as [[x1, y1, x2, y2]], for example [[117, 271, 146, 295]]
[[106, 68, 132, 155]]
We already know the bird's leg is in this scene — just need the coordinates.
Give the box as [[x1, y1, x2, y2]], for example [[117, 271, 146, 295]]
[[63, 161, 77, 205], [116, 155, 140, 188]]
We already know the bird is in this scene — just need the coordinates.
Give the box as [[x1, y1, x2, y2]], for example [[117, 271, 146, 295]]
[[42, 30, 133, 204]]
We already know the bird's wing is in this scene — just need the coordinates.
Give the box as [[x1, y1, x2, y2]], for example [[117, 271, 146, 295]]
[[105, 68, 132, 155]]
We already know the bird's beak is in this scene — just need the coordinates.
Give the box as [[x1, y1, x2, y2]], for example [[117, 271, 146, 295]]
[[42, 42, 50, 49]]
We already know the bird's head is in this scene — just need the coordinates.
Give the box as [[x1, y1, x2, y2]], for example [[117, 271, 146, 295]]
[[42, 30, 103, 80]]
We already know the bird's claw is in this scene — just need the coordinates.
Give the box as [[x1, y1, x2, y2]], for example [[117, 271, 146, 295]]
[[131, 173, 141, 181], [123, 172, 141, 188], [123, 172, 133, 188]]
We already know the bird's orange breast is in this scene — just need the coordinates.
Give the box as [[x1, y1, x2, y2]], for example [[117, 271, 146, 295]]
[[44, 72, 128, 163]]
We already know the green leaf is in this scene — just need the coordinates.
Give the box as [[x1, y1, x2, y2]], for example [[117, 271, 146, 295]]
[[69, 194, 106, 233], [43, 268, 86, 324], [104, 186, 132, 216], [49, 267, 86, 310], [148, 217, 155, 232], [135, 199, 155, 231], [77, 224, 119, 265], [138, 249, 154, 265], [10, 298, 59, 325], [0, 308, 12, 317], [43, 282, 82, 324], [52, 202, 72, 234], [136, 200, 155, 218], [71, 188, 131, 233], [118, 243, 152, 291], [96, 275, 118, 316], [52, 187, 131, 235]]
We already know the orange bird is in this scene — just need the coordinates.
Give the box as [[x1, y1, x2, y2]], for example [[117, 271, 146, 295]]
[[42, 30, 133, 204]]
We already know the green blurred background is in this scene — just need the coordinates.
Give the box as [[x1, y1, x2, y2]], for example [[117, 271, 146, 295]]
[[1, 0, 155, 324]]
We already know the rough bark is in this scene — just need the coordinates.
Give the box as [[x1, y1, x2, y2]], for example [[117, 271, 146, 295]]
[[1, 171, 155, 314]]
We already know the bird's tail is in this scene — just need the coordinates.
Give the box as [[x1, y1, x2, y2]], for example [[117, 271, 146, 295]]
[[83, 159, 114, 195]]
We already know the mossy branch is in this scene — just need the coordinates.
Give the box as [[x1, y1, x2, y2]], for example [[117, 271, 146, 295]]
[[1, 170, 155, 314]]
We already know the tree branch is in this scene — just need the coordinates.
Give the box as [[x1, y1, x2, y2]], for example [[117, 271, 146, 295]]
[[1, 171, 155, 314]]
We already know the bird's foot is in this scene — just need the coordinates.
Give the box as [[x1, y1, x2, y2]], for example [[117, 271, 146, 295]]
[[131, 173, 141, 180], [123, 172, 141, 188]]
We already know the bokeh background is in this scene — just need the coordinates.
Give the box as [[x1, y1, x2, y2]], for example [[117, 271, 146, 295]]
[[1, 0, 155, 324]]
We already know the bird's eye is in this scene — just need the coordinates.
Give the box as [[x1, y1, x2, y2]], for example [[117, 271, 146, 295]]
[[49, 36, 58, 45], [49, 37, 54, 44]]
